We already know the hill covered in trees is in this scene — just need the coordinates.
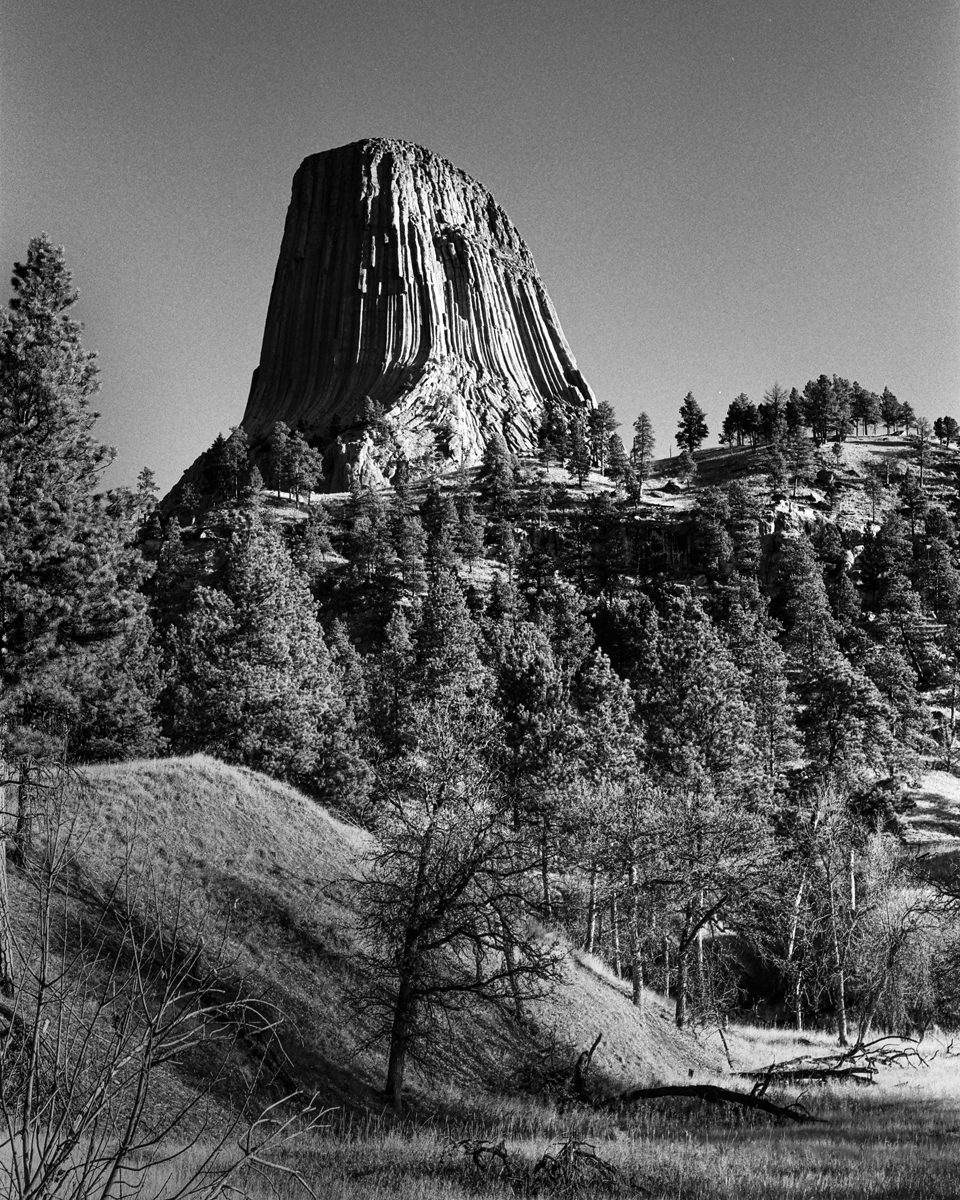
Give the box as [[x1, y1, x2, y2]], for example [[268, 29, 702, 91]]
[[3, 235, 960, 1134]]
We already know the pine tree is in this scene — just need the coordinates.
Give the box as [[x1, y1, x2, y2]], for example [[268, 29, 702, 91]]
[[567, 409, 592, 485], [631, 412, 656, 495], [287, 428, 324, 503], [760, 383, 789, 444], [777, 533, 837, 669], [588, 401, 619, 470], [477, 430, 516, 520], [783, 429, 815, 498], [267, 420, 291, 497], [290, 502, 334, 589], [456, 490, 485, 572], [420, 480, 458, 576], [223, 426, 250, 500], [413, 568, 485, 702], [880, 388, 902, 434], [537, 398, 569, 464], [800, 375, 831, 444], [676, 392, 708, 455], [0, 234, 159, 763], [169, 520, 340, 784], [606, 433, 629, 483]]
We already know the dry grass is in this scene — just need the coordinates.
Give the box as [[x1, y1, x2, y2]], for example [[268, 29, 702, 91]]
[[124, 1038, 960, 1198], [58, 757, 723, 1118], [53, 758, 960, 1198]]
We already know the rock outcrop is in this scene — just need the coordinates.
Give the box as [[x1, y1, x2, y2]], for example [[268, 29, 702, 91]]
[[241, 138, 595, 486]]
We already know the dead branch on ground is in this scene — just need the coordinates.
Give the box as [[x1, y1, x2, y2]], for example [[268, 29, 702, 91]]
[[570, 1034, 816, 1123], [737, 1035, 931, 1092]]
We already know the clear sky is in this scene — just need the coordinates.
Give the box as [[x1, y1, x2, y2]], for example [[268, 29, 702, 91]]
[[3, 0, 959, 490]]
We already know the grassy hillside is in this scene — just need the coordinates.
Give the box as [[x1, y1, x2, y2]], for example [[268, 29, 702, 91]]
[[20, 755, 724, 1122]]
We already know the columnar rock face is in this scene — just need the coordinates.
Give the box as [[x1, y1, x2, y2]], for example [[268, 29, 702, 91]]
[[241, 138, 595, 486]]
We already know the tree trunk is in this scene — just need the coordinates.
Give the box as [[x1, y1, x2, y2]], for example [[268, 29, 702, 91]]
[[610, 895, 622, 978], [786, 859, 811, 964], [495, 906, 524, 1020], [0, 753, 14, 999], [662, 934, 670, 999], [540, 823, 552, 919], [9, 759, 28, 868], [385, 974, 417, 1110], [696, 888, 706, 1011], [827, 872, 848, 1047], [584, 862, 598, 953], [628, 862, 644, 1012], [675, 943, 689, 1028]]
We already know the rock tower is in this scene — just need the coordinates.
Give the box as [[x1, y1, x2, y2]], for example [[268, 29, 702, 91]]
[[241, 138, 595, 486]]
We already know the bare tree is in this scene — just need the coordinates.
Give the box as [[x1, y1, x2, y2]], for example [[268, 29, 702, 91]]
[[0, 764, 327, 1199], [355, 693, 561, 1109]]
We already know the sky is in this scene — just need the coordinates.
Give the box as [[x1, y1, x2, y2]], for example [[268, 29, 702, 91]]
[[2, 0, 959, 491]]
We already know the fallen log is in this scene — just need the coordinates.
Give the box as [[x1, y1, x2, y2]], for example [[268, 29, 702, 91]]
[[570, 1035, 816, 1123], [610, 1083, 813, 1122], [738, 1065, 875, 1088], [738, 1036, 928, 1092]]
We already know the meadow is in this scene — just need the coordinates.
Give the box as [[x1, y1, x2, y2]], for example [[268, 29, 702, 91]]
[[127, 1028, 960, 1200]]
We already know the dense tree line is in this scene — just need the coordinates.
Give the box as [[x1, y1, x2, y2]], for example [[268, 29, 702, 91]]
[[4, 237, 960, 1099]]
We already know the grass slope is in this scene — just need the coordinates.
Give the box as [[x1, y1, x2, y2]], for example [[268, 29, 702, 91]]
[[54, 755, 722, 1117]]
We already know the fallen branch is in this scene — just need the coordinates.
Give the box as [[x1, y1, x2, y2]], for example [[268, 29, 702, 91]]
[[572, 1032, 603, 1102], [740, 1065, 874, 1090], [738, 1035, 929, 1091], [570, 1034, 816, 1123], [610, 1083, 812, 1122]]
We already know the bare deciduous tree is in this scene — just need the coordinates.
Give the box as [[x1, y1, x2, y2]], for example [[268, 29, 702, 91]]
[[0, 764, 327, 1199], [355, 693, 561, 1110]]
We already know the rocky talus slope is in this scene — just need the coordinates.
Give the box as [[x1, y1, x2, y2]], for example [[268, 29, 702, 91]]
[[242, 138, 595, 485]]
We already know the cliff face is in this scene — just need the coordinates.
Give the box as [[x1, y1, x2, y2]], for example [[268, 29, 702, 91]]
[[241, 138, 595, 486]]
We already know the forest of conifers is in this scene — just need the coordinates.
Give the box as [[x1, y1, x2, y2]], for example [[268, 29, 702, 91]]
[[4, 235, 960, 1101]]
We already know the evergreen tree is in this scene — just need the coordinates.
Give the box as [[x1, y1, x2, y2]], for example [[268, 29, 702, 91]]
[[783, 429, 815, 498], [721, 393, 755, 447], [0, 234, 159, 764], [588, 400, 619, 470], [420, 480, 458, 576], [456, 490, 485, 572], [675, 448, 697, 482], [803, 375, 835, 444], [536, 398, 569, 464], [640, 593, 770, 1026], [477, 430, 516, 519], [760, 382, 789, 444], [785, 388, 806, 433], [764, 444, 789, 496], [566, 409, 592, 486], [880, 388, 902, 434], [135, 466, 159, 515], [345, 482, 391, 582], [606, 433, 629, 483], [368, 607, 417, 758], [413, 568, 485, 702], [676, 392, 708, 455], [777, 533, 837, 669], [631, 412, 656, 494], [851, 383, 880, 437], [169, 520, 340, 784], [223, 426, 250, 500], [287, 428, 324, 503], [831, 375, 853, 441], [267, 420, 291, 497], [290, 502, 334, 589]]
